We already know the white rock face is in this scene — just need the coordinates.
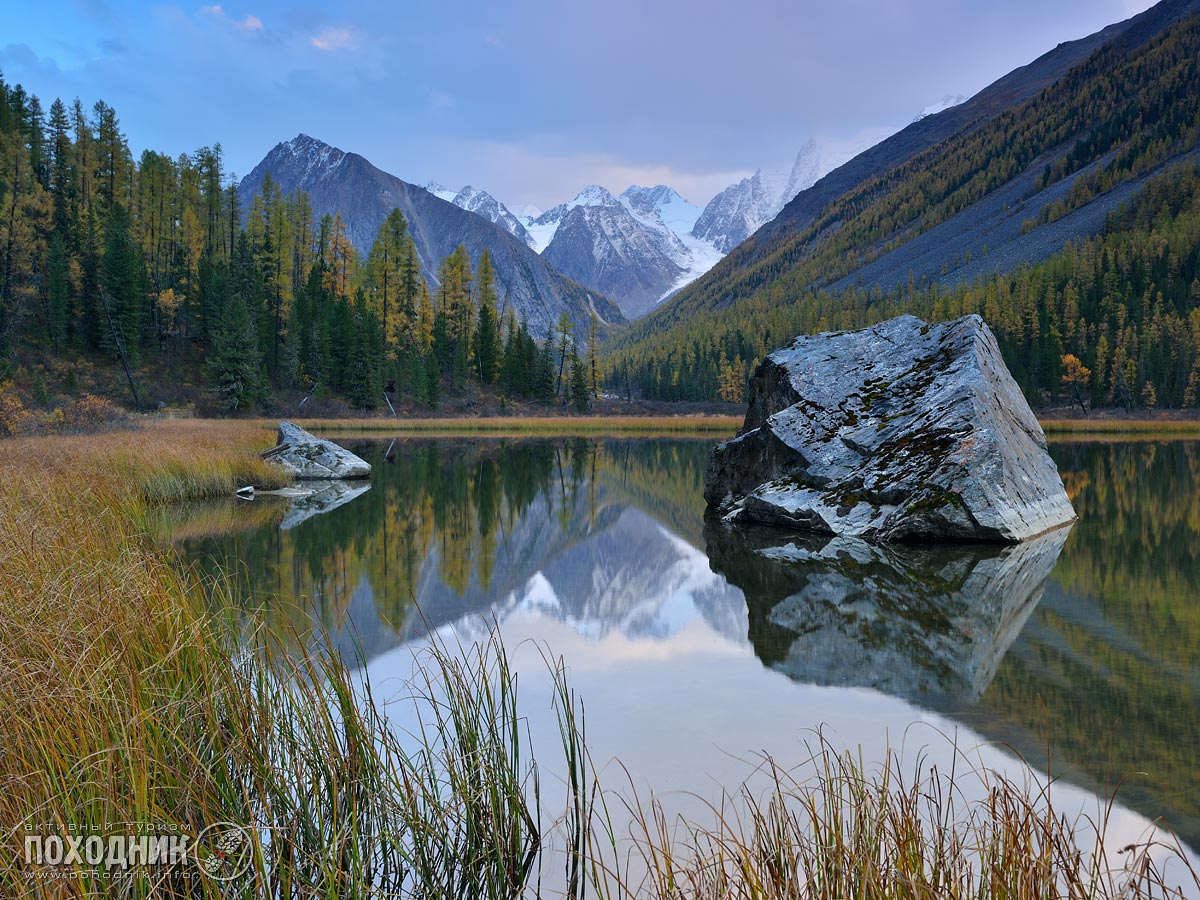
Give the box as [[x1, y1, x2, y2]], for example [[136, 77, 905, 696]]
[[704, 315, 1076, 543], [265, 422, 371, 480]]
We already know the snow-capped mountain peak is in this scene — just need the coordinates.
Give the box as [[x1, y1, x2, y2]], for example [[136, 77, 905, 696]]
[[423, 180, 457, 203], [692, 133, 893, 253], [269, 134, 348, 182], [522, 185, 621, 253], [571, 184, 620, 207], [620, 184, 704, 239], [422, 181, 535, 248], [529, 180, 723, 319]]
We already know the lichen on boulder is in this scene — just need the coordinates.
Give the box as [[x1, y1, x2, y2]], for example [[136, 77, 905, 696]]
[[704, 315, 1076, 543], [262, 422, 371, 480]]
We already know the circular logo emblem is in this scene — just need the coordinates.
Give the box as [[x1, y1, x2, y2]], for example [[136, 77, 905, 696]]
[[193, 822, 254, 883]]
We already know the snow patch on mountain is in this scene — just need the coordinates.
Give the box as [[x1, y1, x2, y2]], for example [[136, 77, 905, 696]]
[[692, 131, 898, 253], [424, 181, 535, 248], [508, 202, 543, 220], [424, 180, 457, 203], [278, 134, 349, 183], [660, 232, 726, 302], [913, 94, 968, 123], [620, 185, 704, 239]]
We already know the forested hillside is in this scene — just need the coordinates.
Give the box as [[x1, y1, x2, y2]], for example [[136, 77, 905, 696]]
[[607, 8, 1200, 408], [0, 80, 602, 424]]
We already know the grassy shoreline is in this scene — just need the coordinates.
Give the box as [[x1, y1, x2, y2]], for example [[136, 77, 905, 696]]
[[1, 421, 1196, 897], [1040, 418, 1200, 437], [141, 412, 1200, 442]]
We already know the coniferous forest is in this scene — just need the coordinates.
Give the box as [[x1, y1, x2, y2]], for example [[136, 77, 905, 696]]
[[606, 159, 1200, 409], [0, 77, 600, 428], [3, 10, 1200, 420]]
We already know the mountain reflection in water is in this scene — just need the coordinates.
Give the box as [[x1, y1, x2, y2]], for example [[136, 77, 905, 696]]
[[166, 436, 1200, 850]]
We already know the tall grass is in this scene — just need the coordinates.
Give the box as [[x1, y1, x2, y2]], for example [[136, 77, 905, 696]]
[[1040, 419, 1200, 438], [0, 421, 1196, 898], [292, 415, 743, 437]]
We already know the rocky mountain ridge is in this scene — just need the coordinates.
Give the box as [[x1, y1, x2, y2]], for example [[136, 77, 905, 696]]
[[239, 135, 625, 339]]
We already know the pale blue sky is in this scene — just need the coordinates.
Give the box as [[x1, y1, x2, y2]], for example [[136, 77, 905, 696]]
[[1, 0, 1157, 208]]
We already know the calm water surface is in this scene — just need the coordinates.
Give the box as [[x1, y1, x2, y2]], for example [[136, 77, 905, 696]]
[[166, 436, 1200, 866]]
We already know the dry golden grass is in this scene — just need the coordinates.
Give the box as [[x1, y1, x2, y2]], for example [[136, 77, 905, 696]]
[[275, 414, 743, 438], [1041, 418, 1200, 438]]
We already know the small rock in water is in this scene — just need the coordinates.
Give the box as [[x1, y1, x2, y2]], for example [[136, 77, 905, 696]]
[[262, 422, 371, 480], [704, 314, 1076, 543]]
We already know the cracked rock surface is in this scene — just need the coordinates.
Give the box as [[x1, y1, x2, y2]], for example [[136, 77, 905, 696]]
[[266, 422, 372, 480], [704, 315, 1076, 543]]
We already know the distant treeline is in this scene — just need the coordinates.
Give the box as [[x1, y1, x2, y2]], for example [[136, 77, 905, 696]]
[[0, 75, 599, 415]]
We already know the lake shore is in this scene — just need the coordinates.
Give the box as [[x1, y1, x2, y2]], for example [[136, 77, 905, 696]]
[[134, 412, 1200, 444], [1, 421, 1196, 897]]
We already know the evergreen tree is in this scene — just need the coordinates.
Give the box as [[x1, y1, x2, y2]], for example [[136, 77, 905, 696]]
[[474, 250, 501, 384], [99, 202, 143, 365], [535, 338, 557, 403], [207, 293, 264, 412], [364, 208, 408, 356], [569, 350, 591, 412], [45, 232, 69, 350]]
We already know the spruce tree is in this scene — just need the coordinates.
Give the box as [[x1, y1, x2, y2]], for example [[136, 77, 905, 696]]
[[207, 294, 263, 412], [569, 350, 591, 412], [46, 233, 69, 350], [348, 301, 383, 409], [99, 202, 143, 365], [535, 338, 557, 403], [474, 250, 501, 384]]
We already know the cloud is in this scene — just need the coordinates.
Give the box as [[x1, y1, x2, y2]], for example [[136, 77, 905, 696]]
[[310, 25, 353, 51], [200, 5, 263, 34]]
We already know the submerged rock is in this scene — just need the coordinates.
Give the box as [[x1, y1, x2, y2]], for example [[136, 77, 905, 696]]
[[704, 315, 1075, 543], [262, 422, 371, 480]]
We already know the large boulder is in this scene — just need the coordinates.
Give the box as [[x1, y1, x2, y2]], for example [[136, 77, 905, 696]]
[[263, 422, 371, 480], [704, 315, 1075, 543]]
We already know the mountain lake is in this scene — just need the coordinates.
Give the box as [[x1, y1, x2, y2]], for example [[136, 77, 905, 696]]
[[161, 434, 1200, 886]]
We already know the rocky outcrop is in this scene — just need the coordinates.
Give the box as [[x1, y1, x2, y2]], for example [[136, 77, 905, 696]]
[[704, 315, 1076, 543], [263, 422, 371, 480]]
